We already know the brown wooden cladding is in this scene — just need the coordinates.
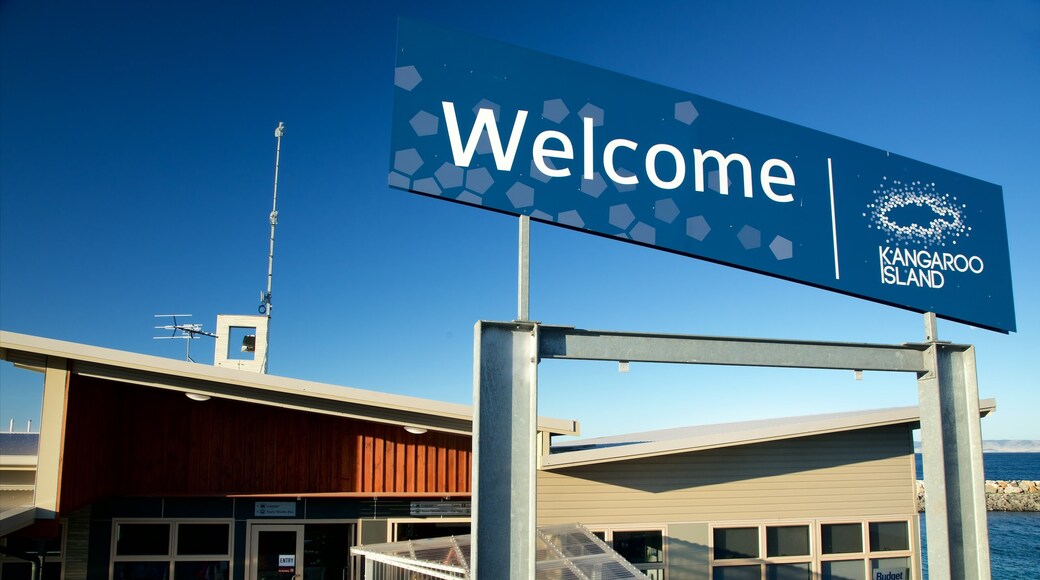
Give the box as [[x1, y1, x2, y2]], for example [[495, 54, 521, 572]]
[[59, 374, 471, 514]]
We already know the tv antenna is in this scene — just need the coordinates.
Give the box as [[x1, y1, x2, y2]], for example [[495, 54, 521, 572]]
[[153, 314, 216, 362]]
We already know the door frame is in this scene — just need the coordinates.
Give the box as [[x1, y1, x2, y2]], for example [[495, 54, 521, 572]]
[[247, 523, 305, 580]]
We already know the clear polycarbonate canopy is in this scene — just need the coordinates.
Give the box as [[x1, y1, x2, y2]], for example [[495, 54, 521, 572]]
[[351, 523, 648, 579]]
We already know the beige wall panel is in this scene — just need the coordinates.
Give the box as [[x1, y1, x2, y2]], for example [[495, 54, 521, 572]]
[[35, 358, 68, 517], [537, 426, 915, 526], [667, 522, 710, 580], [359, 519, 390, 546]]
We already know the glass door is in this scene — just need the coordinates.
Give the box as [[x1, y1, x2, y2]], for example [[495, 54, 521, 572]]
[[251, 525, 304, 580], [250, 523, 355, 580]]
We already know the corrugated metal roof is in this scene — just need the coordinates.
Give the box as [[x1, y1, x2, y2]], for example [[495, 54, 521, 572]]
[[0, 432, 39, 456], [543, 400, 996, 469]]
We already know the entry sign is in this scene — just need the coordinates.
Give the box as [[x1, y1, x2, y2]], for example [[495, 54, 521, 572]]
[[390, 19, 1016, 332]]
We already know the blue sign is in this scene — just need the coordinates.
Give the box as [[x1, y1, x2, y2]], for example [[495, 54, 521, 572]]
[[389, 19, 1016, 333]]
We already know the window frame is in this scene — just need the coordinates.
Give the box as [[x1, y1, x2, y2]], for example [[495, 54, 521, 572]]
[[0, 521, 66, 580], [243, 518, 361, 580], [109, 519, 234, 580], [587, 525, 667, 579], [817, 518, 915, 580], [709, 520, 815, 578], [389, 517, 471, 542], [708, 517, 916, 579]]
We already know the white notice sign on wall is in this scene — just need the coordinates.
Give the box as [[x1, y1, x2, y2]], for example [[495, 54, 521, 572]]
[[255, 501, 296, 516]]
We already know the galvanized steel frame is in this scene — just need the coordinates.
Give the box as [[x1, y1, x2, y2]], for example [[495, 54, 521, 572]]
[[473, 321, 989, 579]]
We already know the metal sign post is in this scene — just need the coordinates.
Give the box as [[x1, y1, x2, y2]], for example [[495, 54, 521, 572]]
[[917, 343, 990, 579], [518, 215, 530, 322], [473, 322, 991, 579], [472, 321, 538, 579]]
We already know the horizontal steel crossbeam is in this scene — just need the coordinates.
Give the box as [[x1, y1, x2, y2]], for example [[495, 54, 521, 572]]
[[538, 325, 934, 373]]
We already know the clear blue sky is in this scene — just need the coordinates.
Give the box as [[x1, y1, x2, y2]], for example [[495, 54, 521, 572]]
[[2, 0, 1037, 439]]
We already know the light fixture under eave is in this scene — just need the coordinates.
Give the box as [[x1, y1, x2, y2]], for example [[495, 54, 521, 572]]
[[404, 426, 427, 435], [185, 393, 211, 402]]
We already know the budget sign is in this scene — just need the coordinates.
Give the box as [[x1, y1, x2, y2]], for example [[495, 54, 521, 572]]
[[389, 19, 1016, 333]]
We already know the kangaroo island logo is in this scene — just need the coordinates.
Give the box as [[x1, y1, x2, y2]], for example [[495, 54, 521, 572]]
[[866, 178, 969, 247], [866, 177, 983, 289]]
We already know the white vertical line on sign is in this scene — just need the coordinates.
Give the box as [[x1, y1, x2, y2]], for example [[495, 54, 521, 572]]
[[828, 157, 840, 280]]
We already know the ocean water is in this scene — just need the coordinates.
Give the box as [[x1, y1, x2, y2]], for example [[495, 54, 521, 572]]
[[916, 452, 1040, 579], [920, 512, 1040, 580], [914, 452, 1040, 481]]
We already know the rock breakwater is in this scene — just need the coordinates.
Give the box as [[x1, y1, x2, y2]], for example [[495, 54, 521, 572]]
[[915, 480, 1040, 511]]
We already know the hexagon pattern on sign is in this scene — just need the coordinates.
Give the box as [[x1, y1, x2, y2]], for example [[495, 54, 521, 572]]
[[391, 32, 805, 269], [686, 216, 710, 241], [609, 204, 635, 230], [629, 222, 656, 245], [543, 99, 569, 124], [394, 149, 423, 176], [394, 66, 421, 91], [389, 19, 1016, 332], [413, 177, 441, 196], [738, 225, 761, 250], [410, 110, 439, 136], [466, 167, 494, 195], [435, 163, 464, 190], [506, 183, 535, 208], [578, 103, 604, 126], [558, 210, 584, 228], [581, 173, 608, 198], [655, 199, 680, 224], [530, 159, 554, 184], [770, 236, 793, 260], [675, 101, 699, 125]]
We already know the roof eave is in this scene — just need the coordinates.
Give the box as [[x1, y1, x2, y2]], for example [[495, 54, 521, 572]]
[[1, 331, 579, 436], [542, 399, 996, 470]]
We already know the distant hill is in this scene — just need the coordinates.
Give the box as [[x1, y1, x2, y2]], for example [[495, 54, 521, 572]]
[[914, 440, 1040, 453], [982, 440, 1040, 452]]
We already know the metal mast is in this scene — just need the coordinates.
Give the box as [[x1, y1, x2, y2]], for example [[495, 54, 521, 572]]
[[261, 122, 284, 317], [259, 122, 284, 372]]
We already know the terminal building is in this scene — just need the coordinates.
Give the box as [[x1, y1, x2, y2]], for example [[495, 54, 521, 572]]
[[0, 329, 994, 579]]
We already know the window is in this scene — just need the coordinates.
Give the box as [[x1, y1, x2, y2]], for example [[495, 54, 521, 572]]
[[765, 562, 811, 580], [711, 524, 812, 579], [116, 524, 170, 556], [176, 524, 230, 556], [0, 526, 64, 580], [613, 530, 664, 572], [111, 520, 232, 580], [714, 527, 758, 560], [821, 559, 866, 580], [713, 566, 759, 580], [868, 522, 909, 552], [870, 557, 911, 579], [393, 521, 470, 541], [589, 528, 666, 579], [821, 523, 862, 555], [766, 526, 809, 558], [818, 520, 913, 580], [226, 327, 257, 361], [711, 519, 914, 580], [303, 524, 354, 580]]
